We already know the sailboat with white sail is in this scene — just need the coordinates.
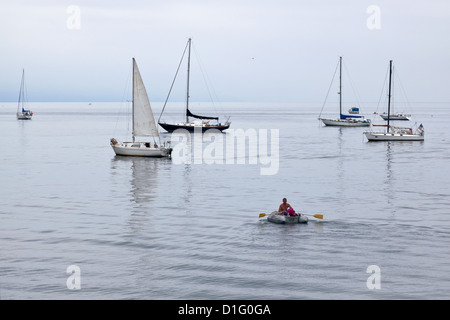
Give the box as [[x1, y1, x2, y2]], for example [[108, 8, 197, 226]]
[[158, 38, 231, 132], [16, 69, 33, 120], [110, 58, 172, 157], [364, 60, 424, 141], [318, 57, 370, 127]]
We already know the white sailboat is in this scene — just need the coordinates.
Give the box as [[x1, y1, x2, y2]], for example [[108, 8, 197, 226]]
[[110, 58, 172, 157], [379, 112, 411, 121], [16, 69, 33, 120], [319, 57, 370, 127], [158, 38, 231, 132], [364, 60, 424, 142]]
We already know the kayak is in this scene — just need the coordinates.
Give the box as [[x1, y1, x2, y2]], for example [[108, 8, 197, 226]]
[[267, 211, 308, 224]]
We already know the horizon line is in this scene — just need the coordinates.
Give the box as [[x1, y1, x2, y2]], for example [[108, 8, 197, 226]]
[[1, 100, 449, 104]]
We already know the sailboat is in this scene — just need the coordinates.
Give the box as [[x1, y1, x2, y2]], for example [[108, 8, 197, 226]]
[[318, 57, 370, 127], [110, 58, 172, 157], [364, 60, 424, 141], [16, 69, 33, 120], [379, 112, 411, 121], [158, 38, 231, 132]]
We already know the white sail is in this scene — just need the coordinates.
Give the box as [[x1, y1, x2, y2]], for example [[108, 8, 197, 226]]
[[132, 58, 159, 139], [17, 69, 25, 113]]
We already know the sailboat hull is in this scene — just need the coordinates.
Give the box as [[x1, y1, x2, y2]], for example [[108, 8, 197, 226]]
[[17, 112, 33, 120], [111, 141, 172, 157], [364, 132, 424, 141], [319, 118, 370, 127], [158, 122, 230, 132], [380, 114, 411, 121]]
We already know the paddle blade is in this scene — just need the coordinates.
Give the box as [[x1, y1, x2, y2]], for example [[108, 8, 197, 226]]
[[313, 214, 323, 219], [259, 213, 267, 218]]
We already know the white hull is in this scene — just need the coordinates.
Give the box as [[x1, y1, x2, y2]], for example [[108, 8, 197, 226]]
[[380, 113, 411, 121], [267, 212, 308, 224], [364, 131, 424, 141], [111, 140, 172, 157], [17, 112, 32, 120], [320, 118, 370, 127]]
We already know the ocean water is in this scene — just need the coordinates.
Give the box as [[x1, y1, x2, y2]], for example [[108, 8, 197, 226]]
[[1, 101, 449, 300]]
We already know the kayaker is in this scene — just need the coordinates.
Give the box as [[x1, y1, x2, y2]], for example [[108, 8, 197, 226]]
[[278, 198, 293, 215]]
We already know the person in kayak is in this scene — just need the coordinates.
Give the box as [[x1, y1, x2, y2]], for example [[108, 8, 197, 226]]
[[278, 198, 293, 215]]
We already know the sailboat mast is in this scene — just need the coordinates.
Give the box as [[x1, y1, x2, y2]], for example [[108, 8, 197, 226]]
[[339, 56, 342, 116], [132, 58, 135, 142], [186, 38, 192, 123], [387, 60, 393, 133]]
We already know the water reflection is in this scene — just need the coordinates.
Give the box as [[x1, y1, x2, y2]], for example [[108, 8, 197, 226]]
[[334, 128, 346, 211], [181, 164, 193, 214], [110, 156, 170, 207], [110, 156, 174, 241], [384, 142, 396, 216], [385, 142, 393, 184]]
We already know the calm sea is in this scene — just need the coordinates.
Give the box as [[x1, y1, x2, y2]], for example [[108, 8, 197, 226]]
[[1, 101, 449, 300]]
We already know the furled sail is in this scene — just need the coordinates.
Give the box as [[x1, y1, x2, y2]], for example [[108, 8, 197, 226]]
[[187, 108, 219, 120], [340, 113, 363, 120], [132, 58, 159, 138]]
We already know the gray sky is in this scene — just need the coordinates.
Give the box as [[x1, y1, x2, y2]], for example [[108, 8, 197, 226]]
[[1, 0, 449, 102]]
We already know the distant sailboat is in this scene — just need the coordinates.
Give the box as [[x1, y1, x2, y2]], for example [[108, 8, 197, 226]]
[[110, 58, 172, 157], [364, 60, 424, 141], [318, 57, 370, 127], [16, 69, 33, 120], [379, 112, 411, 121], [158, 38, 231, 132]]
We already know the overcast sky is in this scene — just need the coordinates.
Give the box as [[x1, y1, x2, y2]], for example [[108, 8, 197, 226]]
[[1, 0, 449, 103]]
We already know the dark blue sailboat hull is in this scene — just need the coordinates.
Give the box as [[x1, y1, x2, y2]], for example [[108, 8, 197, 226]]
[[158, 122, 230, 133]]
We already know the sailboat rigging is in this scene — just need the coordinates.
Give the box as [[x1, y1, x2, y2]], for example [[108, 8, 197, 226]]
[[158, 38, 231, 132], [318, 57, 370, 127], [16, 69, 33, 120], [110, 58, 172, 157], [364, 60, 424, 141]]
